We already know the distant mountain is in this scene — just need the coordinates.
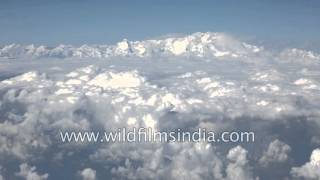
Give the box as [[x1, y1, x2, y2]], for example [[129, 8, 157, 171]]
[[0, 32, 264, 59]]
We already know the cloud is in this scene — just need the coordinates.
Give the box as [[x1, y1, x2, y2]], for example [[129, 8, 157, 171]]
[[226, 146, 253, 180], [79, 168, 96, 180], [0, 32, 320, 179], [108, 142, 225, 180], [16, 163, 48, 180], [259, 139, 291, 167], [291, 149, 320, 179], [0, 166, 3, 180]]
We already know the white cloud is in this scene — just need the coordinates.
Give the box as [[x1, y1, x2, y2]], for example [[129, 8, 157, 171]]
[[16, 163, 48, 180], [109, 142, 225, 180], [0, 32, 320, 179], [259, 139, 291, 166], [291, 149, 320, 179], [226, 146, 254, 180], [80, 168, 96, 180]]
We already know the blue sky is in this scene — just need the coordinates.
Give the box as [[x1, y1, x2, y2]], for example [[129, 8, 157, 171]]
[[1, 0, 320, 50]]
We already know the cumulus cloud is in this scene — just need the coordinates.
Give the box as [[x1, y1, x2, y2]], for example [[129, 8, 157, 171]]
[[108, 142, 225, 180], [291, 149, 320, 179], [259, 139, 291, 166], [226, 146, 253, 180], [79, 168, 96, 180], [16, 163, 48, 180]]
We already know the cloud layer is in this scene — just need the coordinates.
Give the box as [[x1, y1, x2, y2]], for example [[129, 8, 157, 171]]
[[0, 32, 320, 179]]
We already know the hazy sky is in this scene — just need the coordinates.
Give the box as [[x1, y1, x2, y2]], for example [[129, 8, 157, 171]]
[[1, 0, 320, 49]]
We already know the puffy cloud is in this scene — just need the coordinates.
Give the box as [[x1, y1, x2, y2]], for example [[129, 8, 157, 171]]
[[291, 149, 320, 179], [80, 168, 96, 180], [16, 163, 48, 180], [109, 142, 225, 180], [168, 142, 224, 180], [226, 146, 253, 180], [259, 139, 291, 166]]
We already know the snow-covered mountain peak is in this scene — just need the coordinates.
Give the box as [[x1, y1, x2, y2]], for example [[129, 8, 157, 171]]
[[0, 32, 264, 59]]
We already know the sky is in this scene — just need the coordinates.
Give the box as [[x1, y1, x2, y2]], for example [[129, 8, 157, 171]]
[[0, 0, 320, 50]]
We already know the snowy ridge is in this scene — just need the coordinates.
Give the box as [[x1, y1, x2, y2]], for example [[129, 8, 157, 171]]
[[1, 32, 319, 64], [0, 32, 265, 59], [278, 48, 320, 65]]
